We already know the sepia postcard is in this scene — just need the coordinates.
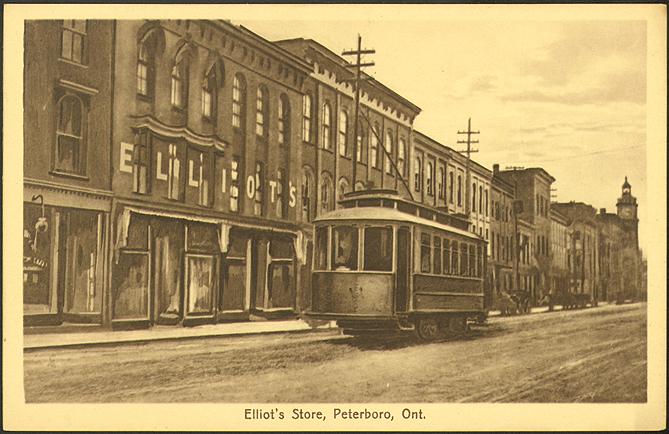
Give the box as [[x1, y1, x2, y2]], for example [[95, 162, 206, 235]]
[[3, 3, 666, 432]]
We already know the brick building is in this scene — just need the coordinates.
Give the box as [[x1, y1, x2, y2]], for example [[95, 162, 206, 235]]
[[23, 20, 115, 326], [496, 168, 555, 303], [490, 164, 516, 298], [552, 202, 600, 302]]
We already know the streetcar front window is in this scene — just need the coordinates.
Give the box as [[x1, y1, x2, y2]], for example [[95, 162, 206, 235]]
[[363, 226, 393, 271], [315, 226, 329, 270], [332, 226, 358, 270]]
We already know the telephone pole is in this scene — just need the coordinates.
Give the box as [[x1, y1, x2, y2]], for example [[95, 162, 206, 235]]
[[457, 118, 479, 225], [342, 35, 375, 192]]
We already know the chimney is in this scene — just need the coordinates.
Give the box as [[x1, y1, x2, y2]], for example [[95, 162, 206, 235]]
[[600, 208, 606, 215], [493, 163, 500, 175]]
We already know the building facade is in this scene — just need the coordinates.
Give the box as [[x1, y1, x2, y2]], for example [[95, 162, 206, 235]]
[[549, 208, 571, 296], [490, 164, 516, 299], [23, 20, 115, 326], [108, 20, 315, 328], [496, 168, 555, 304], [552, 202, 600, 302]]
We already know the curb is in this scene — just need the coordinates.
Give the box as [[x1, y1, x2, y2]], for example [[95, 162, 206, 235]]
[[24, 323, 340, 352]]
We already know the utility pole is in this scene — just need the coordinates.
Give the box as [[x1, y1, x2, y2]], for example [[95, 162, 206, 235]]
[[457, 118, 479, 228], [342, 35, 375, 192]]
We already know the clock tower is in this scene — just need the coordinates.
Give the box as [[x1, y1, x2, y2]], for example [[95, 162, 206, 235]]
[[616, 176, 639, 249]]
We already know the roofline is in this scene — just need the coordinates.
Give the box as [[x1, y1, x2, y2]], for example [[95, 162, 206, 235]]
[[211, 21, 313, 74], [275, 37, 422, 114], [414, 130, 492, 176], [498, 167, 555, 183]]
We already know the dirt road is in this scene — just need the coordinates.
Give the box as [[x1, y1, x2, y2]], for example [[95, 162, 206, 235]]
[[23, 302, 646, 402]]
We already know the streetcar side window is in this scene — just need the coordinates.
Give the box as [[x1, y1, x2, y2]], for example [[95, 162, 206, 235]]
[[420, 233, 431, 273], [451, 240, 459, 275], [443, 238, 450, 275], [315, 226, 329, 270], [363, 226, 393, 271], [433, 236, 442, 274], [469, 242, 477, 277], [332, 226, 358, 271]]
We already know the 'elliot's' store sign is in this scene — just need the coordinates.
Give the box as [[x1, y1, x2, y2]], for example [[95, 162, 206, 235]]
[[119, 142, 298, 207]]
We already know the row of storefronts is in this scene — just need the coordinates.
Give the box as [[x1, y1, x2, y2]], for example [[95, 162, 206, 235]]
[[24, 191, 310, 328]]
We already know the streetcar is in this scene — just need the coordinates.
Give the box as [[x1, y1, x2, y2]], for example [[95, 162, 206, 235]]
[[305, 189, 489, 341]]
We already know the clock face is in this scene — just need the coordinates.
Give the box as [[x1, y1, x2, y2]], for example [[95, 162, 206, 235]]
[[621, 207, 634, 218]]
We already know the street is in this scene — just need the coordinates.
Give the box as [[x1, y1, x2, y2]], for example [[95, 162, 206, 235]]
[[24, 302, 646, 403]]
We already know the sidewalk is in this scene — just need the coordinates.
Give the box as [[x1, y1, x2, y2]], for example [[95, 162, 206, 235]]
[[24, 319, 338, 351]]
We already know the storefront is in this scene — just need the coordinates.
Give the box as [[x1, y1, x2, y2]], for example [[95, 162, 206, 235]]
[[111, 205, 306, 328], [23, 181, 111, 326]]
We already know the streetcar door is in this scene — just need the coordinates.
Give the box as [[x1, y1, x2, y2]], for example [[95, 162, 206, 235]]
[[395, 227, 411, 312]]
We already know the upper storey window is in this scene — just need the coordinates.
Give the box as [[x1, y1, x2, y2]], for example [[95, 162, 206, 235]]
[[255, 85, 268, 139], [232, 74, 246, 130], [397, 138, 406, 177], [370, 124, 380, 168], [137, 43, 150, 96], [302, 94, 312, 143], [338, 110, 348, 157], [278, 95, 290, 146], [55, 94, 86, 175], [61, 20, 86, 64], [384, 130, 394, 174], [170, 50, 189, 109], [321, 103, 332, 150], [201, 67, 215, 120]]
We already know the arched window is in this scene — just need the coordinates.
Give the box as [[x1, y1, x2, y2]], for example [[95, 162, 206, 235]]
[[201, 64, 217, 120], [302, 94, 312, 142], [301, 166, 315, 222], [171, 47, 189, 108], [322, 103, 332, 150], [338, 177, 350, 201], [426, 161, 434, 196], [438, 166, 445, 199], [414, 156, 422, 192], [232, 74, 246, 129], [137, 42, 151, 96], [384, 130, 394, 174], [479, 185, 483, 214], [457, 174, 462, 206], [255, 85, 269, 138], [484, 189, 489, 216], [278, 94, 290, 146], [355, 181, 366, 192], [338, 110, 348, 157], [370, 123, 379, 168], [398, 138, 407, 177], [320, 172, 333, 213], [55, 94, 85, 174]]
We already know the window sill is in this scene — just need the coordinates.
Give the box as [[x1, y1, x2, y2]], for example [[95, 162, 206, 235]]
[[58, 58, 88, 68], [49, 170, 89, 181]]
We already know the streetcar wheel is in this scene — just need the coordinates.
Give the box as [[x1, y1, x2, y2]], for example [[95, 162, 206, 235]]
[[416, 316, 440, 341]]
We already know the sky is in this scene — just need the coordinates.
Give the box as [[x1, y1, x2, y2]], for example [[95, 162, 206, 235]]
[[238, 18, 648, 253]]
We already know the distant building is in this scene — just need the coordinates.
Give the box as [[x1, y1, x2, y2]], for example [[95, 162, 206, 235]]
[[497, 167, 555, 304], [490, 164, 516, 298], [552, 202, 600, 302], [596, 177, 643, 301], [549, 208, 571, 296]]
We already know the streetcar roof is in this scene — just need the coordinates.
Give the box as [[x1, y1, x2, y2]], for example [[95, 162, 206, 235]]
[[314, 207, 483, 241]]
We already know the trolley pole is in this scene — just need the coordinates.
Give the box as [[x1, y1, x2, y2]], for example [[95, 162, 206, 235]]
[[343, 35, 375, 192], [457, 118, 479, 230]]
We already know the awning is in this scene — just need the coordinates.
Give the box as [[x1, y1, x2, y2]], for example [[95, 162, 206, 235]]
[[113, 206, 306, 263]]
